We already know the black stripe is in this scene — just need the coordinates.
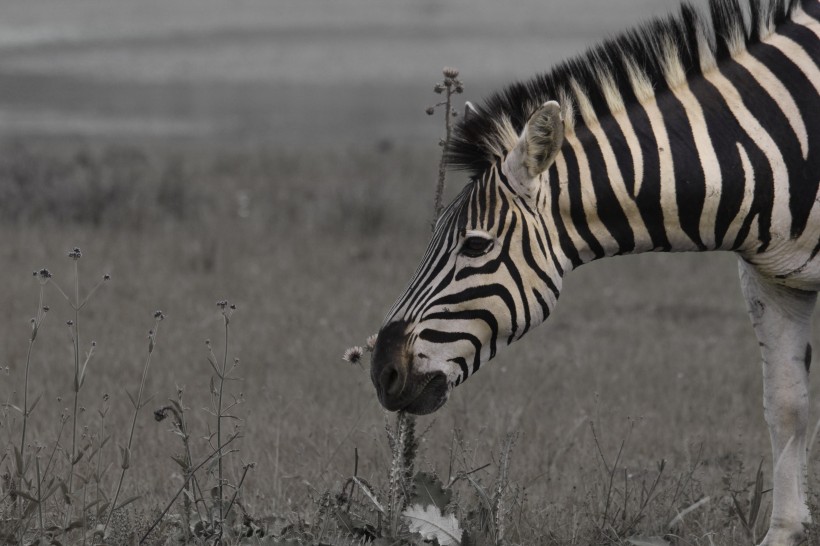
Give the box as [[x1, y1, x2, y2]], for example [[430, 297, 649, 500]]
[[430, 283, 518, 344], [424, 309, 499, 359], [656, 88, 707, 250], [521, 213, 560, 300], [626, 101, 671, 251], [487, 180, 498, 231], [751, 39, 820, 239], [548, 162, 583, 267], [722, 55, 806, 237], [599, 114, 636, 197], [536, 211, 565, 277], [575, 123, 636, 254], [731, 139, 774, 252], [418, 329, 482, 373], [687, 73, 744, 248], [448, 357, 469, 383], [562, 144, 606, 259], [532, 288, 550, 321], [499, 213, 530, 342]]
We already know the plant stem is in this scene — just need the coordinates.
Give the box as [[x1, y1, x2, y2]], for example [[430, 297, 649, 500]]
[[216, 316, 229, 530], [65, 259, 81, 527], [223, 463, 253, 523], [36, 455, 43, 538], [20, 283, 44, 466], [103, 318, 161, 535], [95, 406, 106, 519], [139, 434, 239, 545], [433, 89, 453, 224], [18, 284, 44, 543]]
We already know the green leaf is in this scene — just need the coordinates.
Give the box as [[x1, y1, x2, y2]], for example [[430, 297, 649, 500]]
[[3, 403, 23, 415], [113, 495, 140, 511], [171, 455, 189, 470], [12, 490, 38, 503], [411, 472, 452, 511], [22, 499, 39, 520], [12, 446, 23, 476], [119, 445, 130, 469], [403, 503, 462, 546], [351, 476, 385, 514], [139, 393, 156, 409], [28, 393, 43, 414], [124, 389, 137, 408]]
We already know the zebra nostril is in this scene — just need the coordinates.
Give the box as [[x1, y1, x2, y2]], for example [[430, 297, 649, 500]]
[[380, 364, 403, 397]]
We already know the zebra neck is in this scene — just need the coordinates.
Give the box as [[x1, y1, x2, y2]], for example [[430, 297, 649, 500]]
[[545, 5, 820, 271], [548, 117, 718, 269]]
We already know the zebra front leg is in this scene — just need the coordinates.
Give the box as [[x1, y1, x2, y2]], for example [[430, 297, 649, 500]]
[[739, 261, 816, 546]]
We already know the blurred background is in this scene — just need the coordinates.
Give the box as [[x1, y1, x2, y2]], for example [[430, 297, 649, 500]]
[[1, 0, 685, 146], [1, 0, 806, 540]]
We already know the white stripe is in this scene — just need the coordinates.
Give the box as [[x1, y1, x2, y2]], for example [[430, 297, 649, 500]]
[[726, 142, 757, 251], [793, 7, 820, 43], [538, 172, 571, 271], [612, 108, 645, 197], [566, 135, 620, 254], [586, 120, 653, 251], [641, 98, 695, 250], [774, 34, 820, 93], [553, 152, 597, 263], [733, 50, 808, 158], [704, 69, 790, 239], [670, 82, 722, 250]]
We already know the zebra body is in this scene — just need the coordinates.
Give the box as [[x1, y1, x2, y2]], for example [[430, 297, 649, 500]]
[[371, 1, 819, 543]]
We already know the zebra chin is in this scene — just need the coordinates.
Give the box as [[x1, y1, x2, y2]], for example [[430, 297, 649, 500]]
[[371, 320, 452, 415]]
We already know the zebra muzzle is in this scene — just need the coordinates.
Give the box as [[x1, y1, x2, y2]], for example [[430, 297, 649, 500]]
[[371, 321, 449, 414]]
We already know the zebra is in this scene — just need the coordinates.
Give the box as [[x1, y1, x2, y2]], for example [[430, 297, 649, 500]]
[[369, 0, 819, 543]]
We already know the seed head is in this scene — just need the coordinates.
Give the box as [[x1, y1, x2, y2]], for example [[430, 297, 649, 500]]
[[443, 67, 459, 79], [343, 346, 365, 366], [425, 106, 436, 115], [154, 407, 169, 422], [216, 300, 229, 310], [68, 248, 82, 260], [36, 269, 52, 282], [366, 334, 378, 352], [154, 310, 165, 320], [103, 274, 111, 281]]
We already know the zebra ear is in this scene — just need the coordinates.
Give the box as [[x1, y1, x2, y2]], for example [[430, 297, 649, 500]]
[[505, 101, 564, 189]]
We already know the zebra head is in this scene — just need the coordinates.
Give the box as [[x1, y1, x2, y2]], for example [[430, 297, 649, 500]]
[[372, 101, 566, 414]]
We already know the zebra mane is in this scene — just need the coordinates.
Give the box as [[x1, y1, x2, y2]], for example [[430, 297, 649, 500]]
[[446, 0, 803, 178]]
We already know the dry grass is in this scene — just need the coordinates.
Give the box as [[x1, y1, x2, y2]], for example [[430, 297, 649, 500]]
[[0, 141, 818, 544]]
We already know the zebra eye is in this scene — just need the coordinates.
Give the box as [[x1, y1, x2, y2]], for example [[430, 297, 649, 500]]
[[460, 236, 494, 258]]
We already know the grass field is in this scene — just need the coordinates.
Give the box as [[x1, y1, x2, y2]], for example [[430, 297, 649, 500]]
[[2, 141, 819, 544], [2, 0, 820, 544]]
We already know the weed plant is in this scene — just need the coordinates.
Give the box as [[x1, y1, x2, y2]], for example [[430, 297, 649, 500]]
[[0, 250, 257, 545]]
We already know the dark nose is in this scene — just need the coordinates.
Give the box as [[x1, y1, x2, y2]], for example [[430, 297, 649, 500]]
[[371, 320, 410, 410]]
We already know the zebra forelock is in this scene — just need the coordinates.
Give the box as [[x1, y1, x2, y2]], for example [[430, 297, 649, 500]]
[[446, 0, 803, 179]]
